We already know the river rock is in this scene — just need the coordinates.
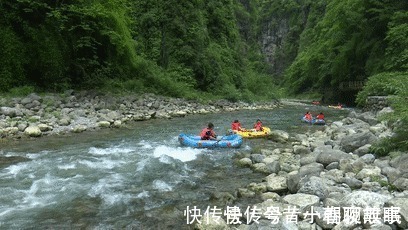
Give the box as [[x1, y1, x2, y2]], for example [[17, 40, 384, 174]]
[[293, 145, 311, 155], [282, 193, 320, 214], [297, 176, 329, 200], [73, 124, 87, 133], [24, 126, 42, 137], [316, 149, 352, 166], [339, 131, 378, 153], [250, 154, 265, 164], [381, 167, 401, 183], [353, 144, 371, 156], [339, 191, 392, 209], [390, 153, 408, 174], [392, 178, 408, 191], [0, 107, 17, 117], [356, 166, 381, 180], [385, 197, 408, 229], [38, 123, 52, 132], [264, 174, 287, 192], [98, 121, 111, 128], [237, 158, 252, 167], [112, 120, 122, 128], [268, 130, 289, 143]]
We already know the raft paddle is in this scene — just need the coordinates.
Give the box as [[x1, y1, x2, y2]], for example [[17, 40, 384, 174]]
[[212, 136, 226, 147]]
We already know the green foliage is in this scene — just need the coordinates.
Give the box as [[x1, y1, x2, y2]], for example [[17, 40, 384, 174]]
[[355, 72, 408, 106], [358, 71, 408, 154], [283, 0, 408, 100]]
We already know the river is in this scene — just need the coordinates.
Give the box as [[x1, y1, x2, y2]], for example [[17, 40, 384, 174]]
[[0, 105, 349, 229]]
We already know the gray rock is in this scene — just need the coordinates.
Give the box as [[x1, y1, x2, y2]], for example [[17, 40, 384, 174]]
[[297, 176, 329, 200], [343, 177, 363, 189], [282, 193, 320, 214], [390, 154, 408, 174], [265, 161, 281, 174], [385, 197, 408, 229], [299, 162, 324, 178], [360, 154, 375, 164], [381, 167, 401, 183], [287, 171, 301, 193], [339, 131, 378, 153], [237, 157, 252, 167], [339, 191, 392, 209], [0, 107, 17, 117], [251, 154, 265, 164], [24, 126, 42, 137], [392, 178, 408, 191], [353, 144, 371, 156], [293, 145, 311, 155], [264, 174, 287, 192], [316, 149, 352, 166], [269, 130, 289, 143], [326, 162, 339, 170]]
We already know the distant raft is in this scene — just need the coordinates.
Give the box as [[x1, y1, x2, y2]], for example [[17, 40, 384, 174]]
[[233, 127, 271, 138], [328, 105, 343, 110], [178, 133, 243, 148]]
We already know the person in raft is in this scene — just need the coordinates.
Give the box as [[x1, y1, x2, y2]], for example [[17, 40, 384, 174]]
[[304, 111, 313, 121], [316, 112, 325, 120], [253, 119, 263, 131], [231, 120, 245, 132], [200, 122, 217, 140]]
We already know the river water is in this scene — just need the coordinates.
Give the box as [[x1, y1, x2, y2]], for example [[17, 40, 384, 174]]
[[0, 105, 348, 229]]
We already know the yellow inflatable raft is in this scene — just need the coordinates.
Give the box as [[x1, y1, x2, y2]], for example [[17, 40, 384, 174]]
[[233, 127, 271, 138]]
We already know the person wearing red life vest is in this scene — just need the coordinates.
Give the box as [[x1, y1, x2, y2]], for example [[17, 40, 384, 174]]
[[304, 111, 313, 121], [316, 112, 325, 120], [253, 119, 263, 131], [231, 120, 243, 131], [200, 122, 217, 140]]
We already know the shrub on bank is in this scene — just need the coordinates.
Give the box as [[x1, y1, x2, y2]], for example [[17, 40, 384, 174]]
[[356, 71, 408, 155]]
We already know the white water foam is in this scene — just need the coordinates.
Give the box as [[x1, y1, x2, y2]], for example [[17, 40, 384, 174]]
[[57, 163, 77, 170], [152, 145, 204, 162], [137, 140, 154, 149], [88, 146, 135, 155], [136, 190, 149, 198], [78, 158, 126, 169], [152, 180, 173, 192]]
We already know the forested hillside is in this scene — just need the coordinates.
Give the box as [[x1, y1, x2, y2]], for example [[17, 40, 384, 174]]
[[0, 0, 407, 103], [0, 0, 278, 101]]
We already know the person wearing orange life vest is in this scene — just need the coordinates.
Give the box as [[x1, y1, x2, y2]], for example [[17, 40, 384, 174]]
[[253, 119, 263, 131], [316, 112, 325, 120], [231, 120, 244, 131], [200, 122, 217, 140], [304, 111, 313, 121]]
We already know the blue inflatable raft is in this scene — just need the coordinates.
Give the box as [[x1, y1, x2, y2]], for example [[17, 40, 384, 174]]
[[178, 133, 243, 148], [301, 117, 325, 125]]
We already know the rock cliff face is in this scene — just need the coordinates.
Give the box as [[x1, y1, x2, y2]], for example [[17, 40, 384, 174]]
[[258, 1, 316, 77]]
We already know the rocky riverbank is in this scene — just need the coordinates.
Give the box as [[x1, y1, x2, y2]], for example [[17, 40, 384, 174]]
[[197, 106, 408, 230], [0, 91, 279, 140]]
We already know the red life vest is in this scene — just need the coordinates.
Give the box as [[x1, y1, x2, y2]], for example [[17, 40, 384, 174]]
[[304, 113, 312, 121], [316, 114, 324, 120], [231, 122, 241, 131], [254, 121, 263, 131], [200, 128, 216, 140]]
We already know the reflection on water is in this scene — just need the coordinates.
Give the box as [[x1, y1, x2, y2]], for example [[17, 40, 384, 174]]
[[0, 105, 349, 229]]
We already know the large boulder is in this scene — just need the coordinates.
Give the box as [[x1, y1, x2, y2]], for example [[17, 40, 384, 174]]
[[268, 130, 289, 143], [385, 197, 408, 229], [24, 126, 42, 137], [339, 131, 378, 153], [316, 149, 352, 167], [339, 191, 392, 209]]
